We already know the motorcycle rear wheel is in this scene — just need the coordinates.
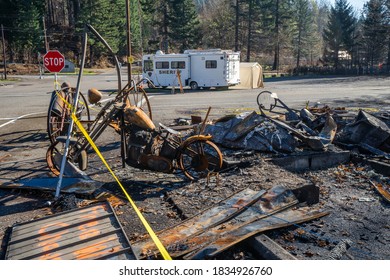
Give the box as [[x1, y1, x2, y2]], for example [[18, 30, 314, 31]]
[[178, 140, 223, 181]]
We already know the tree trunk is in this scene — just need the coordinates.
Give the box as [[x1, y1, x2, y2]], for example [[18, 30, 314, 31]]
[[246, 0, 252, 62], [296, 29, 302, 69], [272, 0, 280, 71], [72, 0, 81, 22], [89, 44, 94, 68], [273, 43, 280, 71], [163, 2, 169, 53], [334, 46, 339, 69], [235, 0, 239, 52]]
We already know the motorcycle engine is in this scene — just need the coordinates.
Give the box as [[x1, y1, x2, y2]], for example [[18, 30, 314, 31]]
[[126, 127, 153, 165], [126, 126, 173, 172]]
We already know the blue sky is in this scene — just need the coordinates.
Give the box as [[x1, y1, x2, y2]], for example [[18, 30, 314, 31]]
[[332, 0, 367, 11]]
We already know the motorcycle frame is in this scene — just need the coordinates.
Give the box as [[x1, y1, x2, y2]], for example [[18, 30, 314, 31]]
[[52, 24, 223, 180]]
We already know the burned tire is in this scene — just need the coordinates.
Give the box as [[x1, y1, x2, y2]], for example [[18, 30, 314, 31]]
[[178, 140, 223, 181], [46, 140, 88, 176], [47, 91, 90, 144]]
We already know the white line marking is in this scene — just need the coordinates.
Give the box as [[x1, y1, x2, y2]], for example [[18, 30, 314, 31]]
[[136, 95, 154, 107], [0, 112, 45, 128], [0, 96, 154, 128]]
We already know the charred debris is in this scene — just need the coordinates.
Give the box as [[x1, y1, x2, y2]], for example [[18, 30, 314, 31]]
[[1, 95, 390, 260]]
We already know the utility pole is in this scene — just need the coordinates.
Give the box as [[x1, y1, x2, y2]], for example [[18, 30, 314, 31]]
[[125, 0, 132, 84], [1, 24, 7, 80]]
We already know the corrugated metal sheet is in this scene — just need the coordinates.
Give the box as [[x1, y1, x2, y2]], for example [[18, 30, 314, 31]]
[[5, 202, 135, 260], [133, 186, 329, 260]]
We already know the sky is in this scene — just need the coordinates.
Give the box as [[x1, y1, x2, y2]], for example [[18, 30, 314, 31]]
[[332, 0, 367, 11]]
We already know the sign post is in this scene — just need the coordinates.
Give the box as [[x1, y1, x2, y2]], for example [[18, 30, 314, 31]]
[[43, 50, 68, 198], [43, 50, 65, 90]]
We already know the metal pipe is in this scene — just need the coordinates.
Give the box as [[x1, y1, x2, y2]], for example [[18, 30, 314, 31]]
[[199, 107, 212, 135], [55, 27, 88, 198], [86, 24, 122, 92]]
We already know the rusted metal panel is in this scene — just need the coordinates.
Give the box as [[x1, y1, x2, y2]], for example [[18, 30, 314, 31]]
[[133, 186, 310, 259], [5, 202, 135, 260], [132, 188, 266, 258], [174, 186, 300, 259], [371, 181, 390, 203], [185, 208, 329, 259]]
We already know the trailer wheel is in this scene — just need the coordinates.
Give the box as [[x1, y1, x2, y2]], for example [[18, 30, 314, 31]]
[[190, 81, 198, 90]]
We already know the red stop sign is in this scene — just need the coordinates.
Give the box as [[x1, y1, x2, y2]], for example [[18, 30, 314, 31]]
[[43, 50, 65, 72]]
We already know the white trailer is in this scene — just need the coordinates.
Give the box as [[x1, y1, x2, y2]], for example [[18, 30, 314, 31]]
[[142, 49, 240, 90]]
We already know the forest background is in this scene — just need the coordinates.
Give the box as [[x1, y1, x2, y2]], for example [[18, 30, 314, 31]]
[[1, 0, 390, 74]]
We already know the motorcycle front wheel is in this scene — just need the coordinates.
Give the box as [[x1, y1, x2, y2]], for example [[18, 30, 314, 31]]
[[46, 140, 88, 176]]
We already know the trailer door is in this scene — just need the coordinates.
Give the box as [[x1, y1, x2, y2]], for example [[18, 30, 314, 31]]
[[142, 55, 155, 84], [226, 53, 240, 85]]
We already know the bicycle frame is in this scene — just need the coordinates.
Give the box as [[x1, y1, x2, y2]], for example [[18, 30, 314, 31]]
[[257, 90, 300, 121]]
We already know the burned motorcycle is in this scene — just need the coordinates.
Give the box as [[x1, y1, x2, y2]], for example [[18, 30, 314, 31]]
[[46, 87, 224, 181]]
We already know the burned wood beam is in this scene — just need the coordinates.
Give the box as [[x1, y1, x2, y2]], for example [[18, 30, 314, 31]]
[[246, 234, 297, 260]]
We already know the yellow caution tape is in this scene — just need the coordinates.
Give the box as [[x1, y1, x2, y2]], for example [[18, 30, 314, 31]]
[[71, 113, 172, 260], [53, 88, 171, 259]]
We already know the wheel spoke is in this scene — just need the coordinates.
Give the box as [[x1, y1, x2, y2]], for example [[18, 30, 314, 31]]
[[47, 91, 90, 144], [46, 140, 88, 176], [179, 140, 223, 181], [126, 86, 152, 120], [257, 90, 276, 113]]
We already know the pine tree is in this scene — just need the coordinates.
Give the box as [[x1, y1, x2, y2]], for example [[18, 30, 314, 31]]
[[77, 0, 126, 66], [130, 0, 143, 54], [13, 0, 45, 63], [168, 0, 200, 52], [198, 0, 235, 50], [140, 0, 170, 53], [257, 0, 294, 70], [244, 0, 263, 62], [362, 0, 387, 68], [0, 0, 46, 62], [292, 0, 316, 68], [323, 0, 357, 68], [313, 0, 330, 62]]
